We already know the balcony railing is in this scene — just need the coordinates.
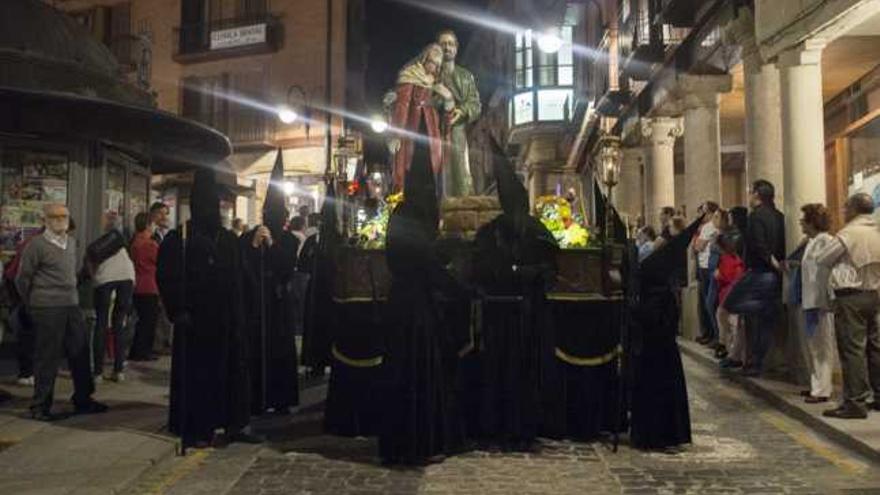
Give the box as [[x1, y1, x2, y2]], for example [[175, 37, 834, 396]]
[[658, 0, 699, 27], [174, 14, 281, 62]]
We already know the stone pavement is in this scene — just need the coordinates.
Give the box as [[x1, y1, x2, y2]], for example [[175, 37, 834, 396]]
[[3, 345, 880, 494], [0, 355, 177, 494], [679, 339, 880, 463], [138, 350, 880, 495]]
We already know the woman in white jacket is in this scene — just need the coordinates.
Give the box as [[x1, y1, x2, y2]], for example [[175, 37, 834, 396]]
[[89, 212, 135, 382], [797, 204, 837, 403]]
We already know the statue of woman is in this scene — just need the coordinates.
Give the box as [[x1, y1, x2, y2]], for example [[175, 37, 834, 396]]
[[387, 43, 455, 193]]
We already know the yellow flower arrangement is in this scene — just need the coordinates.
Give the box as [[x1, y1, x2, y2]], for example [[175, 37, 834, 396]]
[[535, 195, 592, 249], [355, 193, 404, 249]]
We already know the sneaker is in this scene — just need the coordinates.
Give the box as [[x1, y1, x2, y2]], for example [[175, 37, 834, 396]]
[[110, 372, 125, 383], [822, 404, 868, 419], [16, 376, 35, 387], [804, 396, 829, 404]]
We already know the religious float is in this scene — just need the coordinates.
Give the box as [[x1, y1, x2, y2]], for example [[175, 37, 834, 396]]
[[326, 185, 628, 440], [321, 33, 628, 442]]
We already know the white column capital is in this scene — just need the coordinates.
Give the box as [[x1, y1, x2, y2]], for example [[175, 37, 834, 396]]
[[777, 39, 827, 68], [641, 117, 684, 147]]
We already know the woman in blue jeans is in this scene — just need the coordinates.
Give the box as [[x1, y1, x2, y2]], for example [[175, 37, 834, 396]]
[[88, 213, 135, 382]]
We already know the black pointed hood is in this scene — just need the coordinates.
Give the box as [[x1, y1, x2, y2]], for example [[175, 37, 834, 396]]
[[190, 167, 221, 233], [399, 151, 439, 238], [490, 136, 529, 221], [263, 148, 289, 235]]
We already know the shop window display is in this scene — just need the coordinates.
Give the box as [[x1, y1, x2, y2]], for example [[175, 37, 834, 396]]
[[0, 149, 69, 256]]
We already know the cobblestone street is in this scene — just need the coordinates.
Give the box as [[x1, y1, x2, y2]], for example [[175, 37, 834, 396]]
[[134, 352, 880, 495]]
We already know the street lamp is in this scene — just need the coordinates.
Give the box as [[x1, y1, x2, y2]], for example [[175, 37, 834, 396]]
[[370, 116, 388, 134], [277, 105, 298, 125], [279, 85, 312, 138], [537, 28, 563, 54], [598, 135, 622, 241], [283, 180, 296, 196]]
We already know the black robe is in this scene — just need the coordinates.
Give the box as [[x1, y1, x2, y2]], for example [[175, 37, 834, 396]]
[[240, 228, 300, 414], [627, 224, 698, 450], [157, 224, 250, 444], [472, 214, 558, 447], [300, 233, 335, 370], [379, 210, 467, 464]]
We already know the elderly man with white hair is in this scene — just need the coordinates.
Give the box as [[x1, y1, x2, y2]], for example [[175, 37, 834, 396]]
[[16, 204, 107, 421], [817, 193, 880, 419]]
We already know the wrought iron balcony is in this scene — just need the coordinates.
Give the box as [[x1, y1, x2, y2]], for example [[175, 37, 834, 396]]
[[173, 14, 281, 63], [619, 0, 663, 80], [658, 0, 701, 27]]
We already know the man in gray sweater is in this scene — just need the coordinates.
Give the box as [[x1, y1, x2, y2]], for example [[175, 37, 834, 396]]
[[16, 204, 107, 421]]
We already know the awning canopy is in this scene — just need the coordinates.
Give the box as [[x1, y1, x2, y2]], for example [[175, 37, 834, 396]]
[[0, 86, 232, 173]]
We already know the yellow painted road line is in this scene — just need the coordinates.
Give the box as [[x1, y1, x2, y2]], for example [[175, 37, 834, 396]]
[[141, 448, 212, 495], [704, 375, 869, 475], [758, 411, 867, 475]]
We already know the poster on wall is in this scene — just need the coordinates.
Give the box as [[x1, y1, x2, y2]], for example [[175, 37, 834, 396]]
[[0, 151, 69, 256], [848, 168, 880, 215]]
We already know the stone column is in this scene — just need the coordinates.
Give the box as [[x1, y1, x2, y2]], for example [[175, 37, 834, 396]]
[[641, 117, 684, 227], [729, 7, 785, 206], [615, 146, 644, 229], [778, 39, 827, 252], [679, 75, 732, 214]]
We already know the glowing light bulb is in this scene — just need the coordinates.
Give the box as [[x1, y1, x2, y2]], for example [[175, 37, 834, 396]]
[[283, 181, 295, 196], [277, 106, 298, 124], [537, 31, 563, 54], [370, 118, 388, 134]]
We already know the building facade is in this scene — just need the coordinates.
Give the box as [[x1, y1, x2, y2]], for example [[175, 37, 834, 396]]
[[1, 0, 229, 257], [50, 0, 366, 226], [462, 0, 880, 384]]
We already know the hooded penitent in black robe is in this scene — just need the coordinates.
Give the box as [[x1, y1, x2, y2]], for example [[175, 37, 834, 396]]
[[157, 168, 250, 446], [300, 182, 338, 372], [471, 139, 558, 448], [627, 216, 702, 450], [378, 142, 467, 465], [240, 150, 300, 414]]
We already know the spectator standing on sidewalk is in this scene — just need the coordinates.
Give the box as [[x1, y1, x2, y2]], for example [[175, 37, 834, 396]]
[[716, 231, 746, 368], [817, 193, 880, 419], [289, 216, 307, 258], [659, 206, 676, 241], [88, 212, 135, 382], [791, 204, 837, 404], [5, 226, 45, 386], [129, 212, 160, 362], [724, 180, 785, 377], [149, 202, 173, 354], [16, 204, 107, 421], [150, 202, 170, 244], [692, 201, 720, 346]]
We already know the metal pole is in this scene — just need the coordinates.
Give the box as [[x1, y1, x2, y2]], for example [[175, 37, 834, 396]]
[[324, 0, 333, 177], [260, 245, 268, 414]]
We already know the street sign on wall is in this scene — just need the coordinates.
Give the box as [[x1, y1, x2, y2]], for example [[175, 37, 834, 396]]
[[210, 24, 267, 50]]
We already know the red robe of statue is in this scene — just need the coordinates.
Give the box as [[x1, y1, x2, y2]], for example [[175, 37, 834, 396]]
[[391, 83, 443, 193]]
